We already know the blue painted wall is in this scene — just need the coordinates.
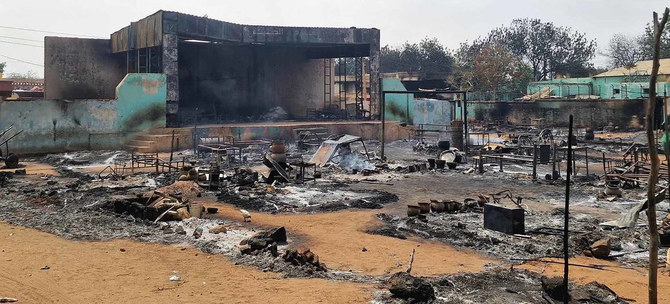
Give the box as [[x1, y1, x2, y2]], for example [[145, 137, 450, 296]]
[[413, 99, 453, 128], [0, 73, 166, 153]]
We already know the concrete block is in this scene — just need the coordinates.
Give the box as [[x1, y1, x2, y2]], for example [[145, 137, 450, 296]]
[[483, 203, 524, 234]]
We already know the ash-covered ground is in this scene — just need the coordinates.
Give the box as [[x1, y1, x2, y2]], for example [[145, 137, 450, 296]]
[[0, 134, 665, 303], [374, 268, 626, 303]]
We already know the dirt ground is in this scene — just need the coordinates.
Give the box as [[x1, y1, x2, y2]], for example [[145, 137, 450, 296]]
[[521, 256, 670, 303], [207, 203, 495, 276], [1, 135, 669, 303], [0, 161, 60, 176], [0, 222, 372, 304]]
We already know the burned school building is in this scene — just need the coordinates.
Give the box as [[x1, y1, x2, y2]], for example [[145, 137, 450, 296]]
[[1, 10, 400, 153]]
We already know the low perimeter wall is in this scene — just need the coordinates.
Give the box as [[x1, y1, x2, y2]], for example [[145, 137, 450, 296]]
[[0, 73, 166, 154], [467, 99, 647, 129], [141, 121, 411, 153]]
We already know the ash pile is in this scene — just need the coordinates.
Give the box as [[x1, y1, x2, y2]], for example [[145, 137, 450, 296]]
[[378, 268, 626, 303], [371, 190, 655, 264], [215, 136, 397, 213]]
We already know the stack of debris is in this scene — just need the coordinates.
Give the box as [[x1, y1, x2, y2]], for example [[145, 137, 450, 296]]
[[109, 181, 205, 222], [387, 272, 435, 302], [407, 198, 484, 216], [283, 247, 327, 272], [238, 227, 287, 256], [237, 226, 327, 272]]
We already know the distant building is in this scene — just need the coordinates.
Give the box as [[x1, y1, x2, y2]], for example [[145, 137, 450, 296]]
[[0, 78, 44, 100], [7, 78, 44, 92], [526, 59, 670, 100]]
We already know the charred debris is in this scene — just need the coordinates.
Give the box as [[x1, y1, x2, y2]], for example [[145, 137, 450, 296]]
[[0, 123, 667, 303]]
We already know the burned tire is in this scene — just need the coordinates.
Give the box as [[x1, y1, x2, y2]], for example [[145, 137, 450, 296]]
[[4, 153, 18, 169]]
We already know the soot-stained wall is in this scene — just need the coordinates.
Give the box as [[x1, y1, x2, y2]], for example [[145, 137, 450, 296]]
[[467, 99, 649, 129], [45, 37, 126, 100], [177, 42, 325, 124], [1, 74, 166, 154]]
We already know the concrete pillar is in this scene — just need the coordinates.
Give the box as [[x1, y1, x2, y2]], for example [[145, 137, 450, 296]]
[[162, 12, 180, 127], [163, 34, 179, 127], [368, 28, 381, 118]]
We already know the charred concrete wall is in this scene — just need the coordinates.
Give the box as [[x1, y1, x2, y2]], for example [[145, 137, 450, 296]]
[[413, 99, 453, 127], [177, 43, 325, 124], [45, 37, 126, 100], [467, 99, 647, 129], [1, 74, 166, 154]]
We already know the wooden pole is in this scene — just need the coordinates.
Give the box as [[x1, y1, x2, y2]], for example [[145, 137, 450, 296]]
[[645, 9, 669, 304], [585, 148, 589, 176], [563, 115, 573, 303], [406, 248, 415, 274], [532, 144, 537, 180], [169, 130, 175, 171]]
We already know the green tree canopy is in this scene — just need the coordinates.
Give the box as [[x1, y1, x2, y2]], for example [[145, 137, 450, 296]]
[[380, 38, 453, 79], [489, 18, 597, 80]]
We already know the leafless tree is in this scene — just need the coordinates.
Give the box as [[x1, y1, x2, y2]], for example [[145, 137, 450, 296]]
[[645, 8, 669, 304], [604, 34, 646, 68]]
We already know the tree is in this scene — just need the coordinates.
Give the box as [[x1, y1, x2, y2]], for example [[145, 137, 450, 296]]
[[380, 45, 401, 74], [645, 8, 669, 304], [418, 38, 453, 79], [379, 38, 454, 79], [640, 19, 670, 60], [0, 62, 5, 75], [5, 71, 38, 79], [490, 19, 597, 80], [604, 34, 646, 68], [472, 45, 515, 93], [451, 39, 533, 95]]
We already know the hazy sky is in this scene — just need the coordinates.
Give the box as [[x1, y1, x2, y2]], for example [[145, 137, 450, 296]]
[[0, 0, 667, 77]]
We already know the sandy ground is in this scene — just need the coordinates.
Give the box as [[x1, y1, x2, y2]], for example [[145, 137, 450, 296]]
[[1, 148, 667, 303], [208, 203, 496, 276], [521, 256, 670, 303], [0, 161, 59, 176], [0, 222, 372, 303]]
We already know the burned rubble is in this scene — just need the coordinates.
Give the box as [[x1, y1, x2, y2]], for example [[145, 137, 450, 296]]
[[0, 126, 668, 303], [377, 268, 626, 304]]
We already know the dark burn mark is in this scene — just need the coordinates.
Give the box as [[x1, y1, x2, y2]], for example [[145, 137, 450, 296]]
[[386, 102, 407, 119], [121, 103, 165, 132]]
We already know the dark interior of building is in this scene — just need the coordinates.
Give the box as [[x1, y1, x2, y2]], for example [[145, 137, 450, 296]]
[[175, 41, 370, 125], [44, 10, 381, 127]]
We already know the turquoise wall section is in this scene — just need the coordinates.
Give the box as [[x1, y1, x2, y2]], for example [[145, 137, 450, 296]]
[[0, 73, 166, 153], [382, 78, 414, 122], [527, 76, 670, 99]]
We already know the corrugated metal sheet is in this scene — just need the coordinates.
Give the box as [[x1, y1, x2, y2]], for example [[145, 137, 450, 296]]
[[111, 12, 162, 53], [309, 135, 362, 166], [136, 12, 162, 49], [111, 26, 129, 53]]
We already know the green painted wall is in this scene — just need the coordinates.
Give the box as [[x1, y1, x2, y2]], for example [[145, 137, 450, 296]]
[[0, 73, 166, 153], [527, 75, 670, 99], [382, 78, 414, 122]]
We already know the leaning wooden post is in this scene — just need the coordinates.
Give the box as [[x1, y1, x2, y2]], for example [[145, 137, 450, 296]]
[[645, 8, 669, 304]]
